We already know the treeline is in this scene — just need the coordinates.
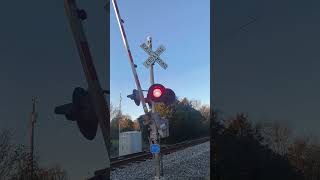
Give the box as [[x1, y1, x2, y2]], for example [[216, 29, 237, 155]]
[[153, 98, 209, 144], [109, 98, 210, 156], [0, 130, 68, 180], [212, 112, 320, 180]]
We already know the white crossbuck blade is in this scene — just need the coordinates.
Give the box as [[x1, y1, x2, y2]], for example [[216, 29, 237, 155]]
[[141, 43, 168, 69]]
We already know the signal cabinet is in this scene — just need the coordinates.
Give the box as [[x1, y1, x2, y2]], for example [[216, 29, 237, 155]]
[[119, 131, 142, 156]]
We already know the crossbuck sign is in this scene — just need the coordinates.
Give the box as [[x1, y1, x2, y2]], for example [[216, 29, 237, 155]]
[[141, 43, 168, 69]]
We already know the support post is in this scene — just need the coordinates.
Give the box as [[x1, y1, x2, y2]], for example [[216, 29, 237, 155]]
[[118, 93, 122, 156], [30, 97, 38, 179], [147, 36, 162, 179]]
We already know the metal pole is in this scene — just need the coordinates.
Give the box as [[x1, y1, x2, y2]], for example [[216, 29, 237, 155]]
[[119, 93, 121, 135], [147, 36, 162, 179], [30, 97, 37, 179], [119, 93, 122, 156]]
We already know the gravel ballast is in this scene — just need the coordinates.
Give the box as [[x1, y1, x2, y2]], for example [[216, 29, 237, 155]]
[[111, 141, 210, 180]]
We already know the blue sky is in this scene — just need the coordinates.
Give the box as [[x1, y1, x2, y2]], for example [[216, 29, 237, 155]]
[[110, 0, 210, 120]]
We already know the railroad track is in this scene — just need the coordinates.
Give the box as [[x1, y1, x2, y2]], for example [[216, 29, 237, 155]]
[[110, 136, 209, 170], [90, 137, 209, 179]]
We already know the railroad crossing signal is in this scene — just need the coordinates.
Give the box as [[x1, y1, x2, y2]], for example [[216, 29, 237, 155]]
[[54, 87, 98, 140], [141, 43, 168, 69], [127, 89, 140, 106], [147, 84, 176, 106], [147, 84, 165, 102], [127, 84, 176, 107]]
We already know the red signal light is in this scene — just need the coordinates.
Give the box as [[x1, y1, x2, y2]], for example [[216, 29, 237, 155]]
[[147, 84, 176, 105], [148, 84, 165, 102], [153, 88, 163, 98]]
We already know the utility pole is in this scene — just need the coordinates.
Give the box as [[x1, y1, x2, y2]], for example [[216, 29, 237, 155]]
[[118, 93, 122, 156], [29, 97, 38, 179], [119, 93, 122, 113], [119, 93, 122, 134], [146, 36, 162, 178]]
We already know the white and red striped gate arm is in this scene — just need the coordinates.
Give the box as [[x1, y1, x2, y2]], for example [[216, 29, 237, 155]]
[[64, 0, 110, 167], [111, 0, 149, 114]]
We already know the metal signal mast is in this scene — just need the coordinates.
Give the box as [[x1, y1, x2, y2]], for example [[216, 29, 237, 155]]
[[111, 1, 174, 179]]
